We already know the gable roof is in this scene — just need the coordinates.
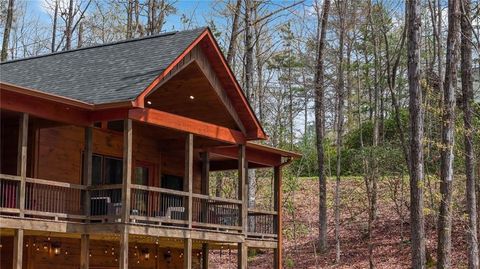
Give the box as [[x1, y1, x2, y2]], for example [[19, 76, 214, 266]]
[[0, 28, 206, 105], [0, 27, 267, 139]]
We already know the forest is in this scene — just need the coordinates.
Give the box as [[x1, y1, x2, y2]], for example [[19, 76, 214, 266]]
[[1, 0, 480, 268]]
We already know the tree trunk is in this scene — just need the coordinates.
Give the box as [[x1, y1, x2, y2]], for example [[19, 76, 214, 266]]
[[314, 0, 330, 254], [1, 0, 15, 61], [244, 0, 256, 211], [51, 0, 59, 52], [226, 0, 242, 66], [65, 0, 74, 50], [77, 22, 84, 48], [126, 0, 134, 39], [407, 0, 426, 267], [460, 0, 479, 268], [334, 0, 346, 263], [437, 0, 460, 268]]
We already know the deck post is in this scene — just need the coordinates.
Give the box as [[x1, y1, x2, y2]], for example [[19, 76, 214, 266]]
[[80, 234, 90, 269], [202, 243, 209, 269], [17, 113, 28, 217], [201, 152, 210, 195], [237, 242, 247, 269], [185, 134, 193, 229], [119, 227, 129, 269], [13, 229, 24, 269], [183, 238, 192, 269], [238, 145, 247, 234], [121, 119, 133, 223], [273, 166, 282, 269], [119, 119, 132, 269], [83, 127, 93, 218], [201, 151, 209, 222]]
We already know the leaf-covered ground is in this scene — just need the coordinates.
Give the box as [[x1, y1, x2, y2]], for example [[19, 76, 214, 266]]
[[211, 176, 475, 268]]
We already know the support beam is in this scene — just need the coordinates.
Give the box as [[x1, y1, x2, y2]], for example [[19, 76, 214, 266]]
[[185, 134, 194, 228], [13, 229, 24, 269], [119, 227, 129, 269], [17, 113, 28, 217], [201, 151, 210, 223], [83, 127, 93, 218], [121, 119, 133, 223], [237, 242, 247, 269], [129, 108, 245, 144], [183, 238, 192, 269], [202, 243, 209, 269], [238, 145, 247, 234], [201, 152, 210, 195], [210, 146, 282, 167], [80, 234, 90, 269], [274, 166, 282, 269]]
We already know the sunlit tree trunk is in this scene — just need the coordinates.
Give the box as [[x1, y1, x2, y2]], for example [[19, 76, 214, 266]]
[[460, 0, 479, 268], [313, 0, 330, 253], [407, 0, 426, 267], [1, 0, 14, 61]]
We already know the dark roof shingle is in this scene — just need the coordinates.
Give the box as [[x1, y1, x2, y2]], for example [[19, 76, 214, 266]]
[[0, 27, 206, 104]]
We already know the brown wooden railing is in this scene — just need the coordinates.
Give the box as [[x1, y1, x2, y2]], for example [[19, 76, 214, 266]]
[[90, 184, 123, 219], [0, 174, 278, 238], [0, 174, 20, 210], [130, 185, 188, 225], [25, 177, 86, 219], [192, 194, 242, 231], [247, 209, 278, 238]]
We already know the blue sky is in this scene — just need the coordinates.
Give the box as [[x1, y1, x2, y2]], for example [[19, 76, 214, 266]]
[[26, 0, 216, 29]]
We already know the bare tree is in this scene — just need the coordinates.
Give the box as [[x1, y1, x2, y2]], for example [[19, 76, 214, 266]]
[[226, 0, 242, 65], [334, 0, 347, 263], [51, 0, 59, 52], [65, 0, 75, 50], [407, 0, 426, 267], [460, 0, 479, 268], [437, 0, 461, 267], [1, 0, 14, 61], [313, 0, 330, 254]]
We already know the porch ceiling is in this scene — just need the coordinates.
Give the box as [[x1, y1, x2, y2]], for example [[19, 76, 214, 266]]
[[144, 61, 240, 131]]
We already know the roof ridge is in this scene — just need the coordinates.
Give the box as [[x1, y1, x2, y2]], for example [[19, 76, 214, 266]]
[[1, 27, 207, 65]]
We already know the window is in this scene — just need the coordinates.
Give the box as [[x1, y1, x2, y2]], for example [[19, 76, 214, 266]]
[[161, 174, 183, 191], [91, 154, 123, 185], [134, 166, 149, 185]]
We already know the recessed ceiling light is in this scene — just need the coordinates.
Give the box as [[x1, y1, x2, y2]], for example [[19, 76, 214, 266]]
[[147, 101, 152, 105], [189, 95, 195, 100]]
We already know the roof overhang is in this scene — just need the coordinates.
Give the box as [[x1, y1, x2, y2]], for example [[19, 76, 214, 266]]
[[134, 28, 267, 141]]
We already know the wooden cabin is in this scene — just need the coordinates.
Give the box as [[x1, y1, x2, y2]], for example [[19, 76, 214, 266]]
[[0, 27, 300, 269]]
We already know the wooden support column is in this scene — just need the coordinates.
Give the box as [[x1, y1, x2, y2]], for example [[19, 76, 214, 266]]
[[83, 127, 93, 218], [13, 229, 24, 269], [201, 152, 210, 223], [238, 145, 247, 234], [121, 119, 133, 223], [119, 227, 129, 269], [17, 113, 28, 217], [202, 243, 209, 269], [201, 152, 210, 195], [237, 242, 247, 269], [185, 134, 193, 229], [183, 238, 192, 269], [273, 166, 282, 269], [80, 234, 90, 269]]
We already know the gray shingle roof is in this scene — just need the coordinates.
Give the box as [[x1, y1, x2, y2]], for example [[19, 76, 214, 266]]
[[0, 27, 207, 105]]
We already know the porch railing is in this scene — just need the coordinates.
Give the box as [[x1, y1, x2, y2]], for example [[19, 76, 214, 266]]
[[130, 184, 188, 226], [90, 184, 123, 221], [247, 209, 278, 238], [0, 174, 20, 211], [25, 177, 86, 219], [192, 194, 242, 231], [0, 174, 279, 238]]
